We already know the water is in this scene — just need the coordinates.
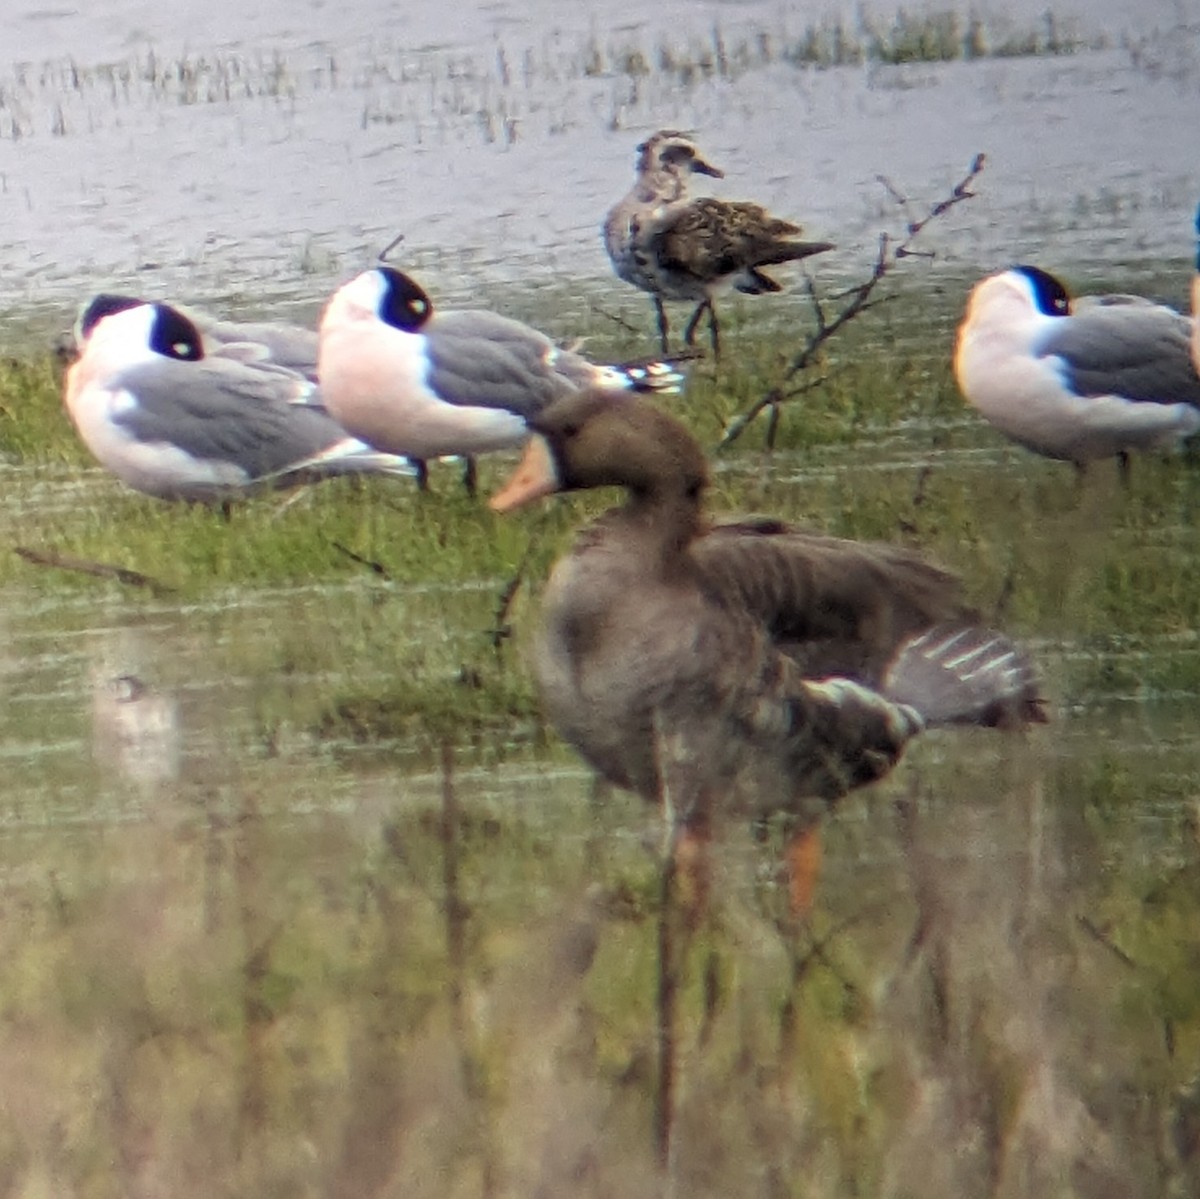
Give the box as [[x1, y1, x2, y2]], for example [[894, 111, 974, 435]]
[[3, 2, 1200, 1194], [0, 0, 1197, 328]]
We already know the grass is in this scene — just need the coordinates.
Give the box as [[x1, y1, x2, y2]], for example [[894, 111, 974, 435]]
[[3, 274, 1200, 1196], [6, 270, 1200, 729]]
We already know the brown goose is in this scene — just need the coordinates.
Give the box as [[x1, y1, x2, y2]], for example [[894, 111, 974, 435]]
[[491, 391, 1045, 902]]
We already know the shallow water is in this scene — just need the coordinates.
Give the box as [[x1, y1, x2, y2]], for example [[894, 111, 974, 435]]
[[0, 0, 1198, 330]]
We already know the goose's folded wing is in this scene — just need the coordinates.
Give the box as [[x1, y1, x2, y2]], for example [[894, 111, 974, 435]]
[[692, 519, 973, 680]]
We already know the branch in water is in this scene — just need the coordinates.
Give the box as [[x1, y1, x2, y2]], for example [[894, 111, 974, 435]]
[[717, 153, 986, 451]]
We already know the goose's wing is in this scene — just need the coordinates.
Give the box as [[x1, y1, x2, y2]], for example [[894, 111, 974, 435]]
[[691, 519, 974, 682], [205, 319, 320, 380]]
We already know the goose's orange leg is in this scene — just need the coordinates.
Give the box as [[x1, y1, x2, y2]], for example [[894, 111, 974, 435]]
[[786, 824, 822, 918]]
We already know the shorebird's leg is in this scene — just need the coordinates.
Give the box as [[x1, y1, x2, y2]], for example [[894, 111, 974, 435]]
[[1116, 450, 1132, 489], [654, 297, 670, 354], [681, 302, 705, 350], [412, 458, 430, 491], [707, 302, 721, 361]]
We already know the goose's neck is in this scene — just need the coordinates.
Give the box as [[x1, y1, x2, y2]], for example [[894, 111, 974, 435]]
[[619, 485, 704, 572]]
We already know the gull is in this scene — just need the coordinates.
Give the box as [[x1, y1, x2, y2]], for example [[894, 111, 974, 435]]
[[954, 265, 1200, 475], [1193, 203, 1200, 377], [65, 301, 417, 502], [74, 292, 320, 381], [603, 129, 834, 358], [316, 265, 687, 492]]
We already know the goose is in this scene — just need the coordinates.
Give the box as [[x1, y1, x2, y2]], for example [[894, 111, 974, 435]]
[[954, 265, 1200, 475], [490, 390, 1045, 906], [65, 301, 416, 502], [603, 129, 834, 358], [317, 265, 686, 493]]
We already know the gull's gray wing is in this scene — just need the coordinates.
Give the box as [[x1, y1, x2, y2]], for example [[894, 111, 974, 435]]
[[1038, 302, 1200, 406], [204, 319, 320, 379], [111, 357, 347, 478], [422, 310, 573, 415]]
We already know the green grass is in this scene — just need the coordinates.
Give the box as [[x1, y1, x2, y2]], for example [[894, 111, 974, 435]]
[[6, 269, 1200, 737]]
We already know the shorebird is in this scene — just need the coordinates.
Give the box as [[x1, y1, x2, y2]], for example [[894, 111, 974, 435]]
[[954, 265, 1200, 475], [491, 390, 1044, 910], [316, 266, 687, 493], [603, 129, 835, 358], [65, 300, 417, 502]]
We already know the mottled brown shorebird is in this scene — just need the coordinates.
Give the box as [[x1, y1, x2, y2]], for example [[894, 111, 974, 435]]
[[603, 129, 835, 358]]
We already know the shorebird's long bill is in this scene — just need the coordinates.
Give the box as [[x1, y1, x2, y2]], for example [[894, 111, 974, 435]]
[[693, 157, 723, 178], [489, 435, 560, 512]]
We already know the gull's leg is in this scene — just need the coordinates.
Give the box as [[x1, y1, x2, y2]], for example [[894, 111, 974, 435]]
[[461, 455, 478, 498]]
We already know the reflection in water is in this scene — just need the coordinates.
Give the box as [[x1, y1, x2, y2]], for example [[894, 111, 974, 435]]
[[87, 624, 183, 799], [90, 672, 181, 796]]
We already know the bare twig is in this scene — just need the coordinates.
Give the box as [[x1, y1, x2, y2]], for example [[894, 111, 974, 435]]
[[718, 152, 986, 450], [1076, 914, 1140, 970], [377, 232, 405, 263], [330, 540, 391, 579], [487, 548, 529, 651], [897, 463, 936, 536], [587, 299, 645, 339], [14, 545, 175, 596]]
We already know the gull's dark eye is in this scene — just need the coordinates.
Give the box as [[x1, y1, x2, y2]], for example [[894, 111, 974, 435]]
[[149, 305, 204, 360], [377, 267, 434, 332], [1014, 264, 1071, 317]]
